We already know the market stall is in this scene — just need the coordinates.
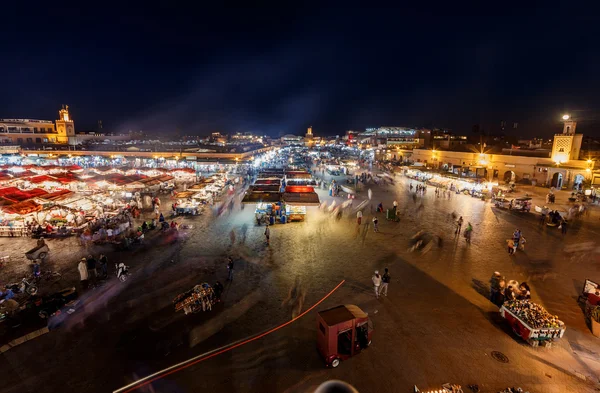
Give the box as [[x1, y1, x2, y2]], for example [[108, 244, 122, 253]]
[[500, 300, 565, 346], [173, 191, 201, 215], [282, 185, 320, 222]]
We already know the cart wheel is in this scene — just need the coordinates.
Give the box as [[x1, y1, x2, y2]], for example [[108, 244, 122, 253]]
[[38, 252, 47, 260], [330, 358, 340, 368]]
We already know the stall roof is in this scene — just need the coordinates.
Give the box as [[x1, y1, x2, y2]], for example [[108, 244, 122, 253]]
[[285, 186, 315, 193], [42, 189, 73, 201], [248, 185, 280, 192], [282, 192, 320, 206], [1, 200, 42, 215], [11, 170, 36, 178], [285, 172, 312, 179], [0, 187, 49, 203], [174, 191, 196, 199], [156, 174, 174, 182], [140, 179, 162, 186], [171, 168, 196, 174], [242, 192, 281, 204], [30, 175, 59, 184], [254, 179, 281, 185], [64, 164, 84, 172], [125, 174, 149, 182]]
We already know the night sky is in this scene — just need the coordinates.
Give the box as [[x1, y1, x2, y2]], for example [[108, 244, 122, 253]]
[[2, 4, 600, 137]]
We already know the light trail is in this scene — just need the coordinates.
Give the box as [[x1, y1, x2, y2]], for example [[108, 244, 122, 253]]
[[113, 279, 346, 393]]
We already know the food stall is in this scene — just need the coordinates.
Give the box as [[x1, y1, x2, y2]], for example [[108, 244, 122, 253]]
[[282, 186, 320, 222], [173, 191, 201, 215], [285, 205, 307, 221], [500, 300, 565, 346]]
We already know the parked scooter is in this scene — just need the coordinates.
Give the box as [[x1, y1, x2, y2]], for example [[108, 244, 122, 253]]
[[115, 263, 130, 282], [6, 277, 38, 295]]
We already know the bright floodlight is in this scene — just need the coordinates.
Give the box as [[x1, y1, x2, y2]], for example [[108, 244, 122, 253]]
[[562, 114, 570, 120]]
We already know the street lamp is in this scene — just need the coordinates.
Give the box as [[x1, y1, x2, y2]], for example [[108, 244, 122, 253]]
[[562, 114, 570, 120]]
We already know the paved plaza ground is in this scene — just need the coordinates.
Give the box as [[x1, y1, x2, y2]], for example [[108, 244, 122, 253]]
[[2, 170, 600, 393]]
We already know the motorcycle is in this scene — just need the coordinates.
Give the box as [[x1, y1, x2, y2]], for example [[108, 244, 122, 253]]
[[6, 277, 38, 296], [115, 263, 130, 282]]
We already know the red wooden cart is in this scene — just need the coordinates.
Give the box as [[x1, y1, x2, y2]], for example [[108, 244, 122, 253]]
[[500, 305, 565, 347]]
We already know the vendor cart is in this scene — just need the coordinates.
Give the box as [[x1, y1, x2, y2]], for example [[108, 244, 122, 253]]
[[25, 244, 49, 261], [173, 282, 222, 315], [500, 304, 565, 346]]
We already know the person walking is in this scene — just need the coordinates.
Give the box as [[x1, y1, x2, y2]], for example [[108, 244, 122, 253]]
[[98, 254, 108, 279], [227, 257, 234, 281], [464, 222, 473, 243], [86, 255, 97, 280], [356, 210, 363, 225], [78, 258, 88, 283], [264, 224, 270, 244], [372, 270, 382, 299], [512, 229, 521, 252], [372, 216, 379, 232], [381, 268, 390, 296], [456, 216, 463, 235]]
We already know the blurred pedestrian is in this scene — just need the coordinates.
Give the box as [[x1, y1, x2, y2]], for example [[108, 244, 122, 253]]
[[381, 268, 390, 296], [561, 219, 568, 235], [456, 216, 463, 235], [229, 229, 236, 246], [227, 257, 234, 280], [356, 210, 363, 225], [372, 216, 379, 232], [98, 254, 108, 279], [264, 224, 270, 244], [372, 270, 382, 299]]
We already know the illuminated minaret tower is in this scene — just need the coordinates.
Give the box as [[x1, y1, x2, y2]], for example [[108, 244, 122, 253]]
[[305, 126, 313, 139], [55, 104, 75, 144]]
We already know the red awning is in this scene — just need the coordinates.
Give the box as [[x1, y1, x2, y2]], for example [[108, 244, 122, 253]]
[[285, 186, 315, 193]]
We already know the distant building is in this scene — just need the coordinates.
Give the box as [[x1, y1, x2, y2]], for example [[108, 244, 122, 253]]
[[431, 130, 468, 149], [281, 134, 303, 145], [357, 127, 426, 149], [210, 132, 227, 144], [411, 117, 593, 189], [0, 105, 75, 144]]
